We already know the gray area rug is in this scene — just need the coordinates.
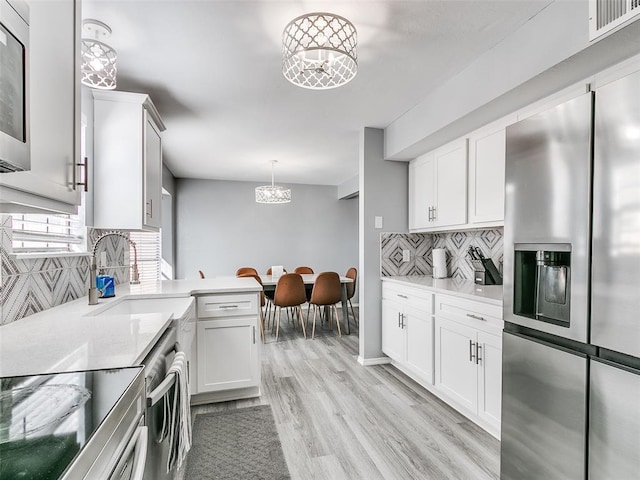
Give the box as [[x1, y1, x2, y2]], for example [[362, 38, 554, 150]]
[[185, 405, 291, 480]]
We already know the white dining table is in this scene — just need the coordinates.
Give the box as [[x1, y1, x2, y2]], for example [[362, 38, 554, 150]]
[[259, 274, 354, 334]]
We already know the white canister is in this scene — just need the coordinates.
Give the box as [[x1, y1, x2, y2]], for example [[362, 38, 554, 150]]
[[432, 248, 448, 278]]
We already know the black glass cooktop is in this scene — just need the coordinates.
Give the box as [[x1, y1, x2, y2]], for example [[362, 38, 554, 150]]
[[0, 367, 141, 480]]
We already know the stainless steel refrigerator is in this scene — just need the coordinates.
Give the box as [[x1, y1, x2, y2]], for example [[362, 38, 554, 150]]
[[501, 70, 640, 479]]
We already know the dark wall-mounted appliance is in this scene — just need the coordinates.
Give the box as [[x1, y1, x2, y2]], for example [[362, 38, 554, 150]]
[[0, 0, 30, 173]]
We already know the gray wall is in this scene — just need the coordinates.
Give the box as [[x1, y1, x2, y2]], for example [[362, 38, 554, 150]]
[[175, 179, 358, 287], [162, 164, 176, 276], [359, 128, 408, 362]]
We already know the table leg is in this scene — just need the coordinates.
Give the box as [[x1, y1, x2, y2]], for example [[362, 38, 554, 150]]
[[341, 283, 350, 335]]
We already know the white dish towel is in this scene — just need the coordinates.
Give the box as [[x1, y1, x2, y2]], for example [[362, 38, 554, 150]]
[[165, 351, 192, 472]]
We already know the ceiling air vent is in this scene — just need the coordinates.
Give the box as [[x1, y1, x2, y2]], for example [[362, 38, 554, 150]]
[[590, 0, 640, 40], [0, 159, 26, 173]]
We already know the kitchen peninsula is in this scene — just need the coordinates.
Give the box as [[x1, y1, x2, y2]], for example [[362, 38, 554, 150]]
[[0, 277, 262, 382]]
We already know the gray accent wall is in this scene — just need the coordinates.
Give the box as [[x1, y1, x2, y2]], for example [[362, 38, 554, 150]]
[[174, 178, 358, 287], [359, 127, 408, 362]]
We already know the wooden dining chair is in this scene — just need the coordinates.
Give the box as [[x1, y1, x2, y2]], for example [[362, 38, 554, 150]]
[[273, 273, 307, 341], [294, 266, 314, 306], [345, 267, 358, 326], [236, 267, 258, 276], [237, 273, 266, 342], [294, 266, 313, 274], [263, 267, 283, 326], [309, 272, 342, 339]]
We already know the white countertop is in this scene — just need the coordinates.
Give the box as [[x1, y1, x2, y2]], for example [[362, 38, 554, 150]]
[[383, 276, 503, 305], [0, 276, 261, 377]]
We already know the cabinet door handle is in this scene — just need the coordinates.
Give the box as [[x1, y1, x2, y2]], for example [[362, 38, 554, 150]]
[[476, 344, 482, 365], [253, 326, 256, 344], [427, 206, 432, 221], [397, 294, 408, 299], [146, 199, 153, 217], [400, 313, 406, 329], [398, 312, 401, 328], [432, 206, 437, 221], [469, 340, 476, 363], [466, 313, 486, 322], [75, 157, 89, 192]]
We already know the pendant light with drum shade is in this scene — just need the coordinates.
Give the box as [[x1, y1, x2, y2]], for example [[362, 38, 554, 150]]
[[255, 160, 291, 204], [81, 19, 117, 90], [282, 12, 357, 90]]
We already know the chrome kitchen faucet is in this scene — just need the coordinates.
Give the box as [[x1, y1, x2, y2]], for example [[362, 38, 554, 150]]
[[88, 231, 140, 305]]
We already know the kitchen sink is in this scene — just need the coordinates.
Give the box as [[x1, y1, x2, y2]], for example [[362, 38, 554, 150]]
[[85, 297, 193, 318]]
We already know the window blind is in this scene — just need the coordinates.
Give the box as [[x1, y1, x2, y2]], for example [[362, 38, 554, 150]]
[[129, 231, 161, 283], [10, 214, 84, 253]]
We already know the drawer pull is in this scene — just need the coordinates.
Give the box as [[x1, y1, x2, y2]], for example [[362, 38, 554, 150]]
[[219, 305, 239, 309], [466, 313, 486, 322], [397, 294, 408, 299]]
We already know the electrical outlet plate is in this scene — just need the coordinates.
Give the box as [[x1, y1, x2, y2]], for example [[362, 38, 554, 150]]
[[99, 251, 107, 267], [402, 249, 410, 262]]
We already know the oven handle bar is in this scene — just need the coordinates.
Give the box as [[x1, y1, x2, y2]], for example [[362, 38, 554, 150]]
[[130, 426, 148, 480], [147, 372, 177, 407], [146, 343, 179, 407]]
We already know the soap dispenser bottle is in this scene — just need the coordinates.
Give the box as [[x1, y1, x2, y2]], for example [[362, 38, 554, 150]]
[[96, 268, 115, 298]]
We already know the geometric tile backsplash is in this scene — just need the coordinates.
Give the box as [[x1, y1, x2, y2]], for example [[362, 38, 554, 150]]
[[381, 233, 433, 277], [0, 214, 130, 325], [433, 228, 503, 280], [381, 228, 503, 280]]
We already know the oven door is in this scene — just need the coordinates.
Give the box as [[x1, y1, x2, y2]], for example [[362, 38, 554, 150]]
[[108, 419, 148, 480]]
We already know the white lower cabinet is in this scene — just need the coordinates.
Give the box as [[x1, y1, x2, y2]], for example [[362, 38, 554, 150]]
[[382, 298, 405, 363], [382, 281, 503, 438], [434, 293, 503, 436], [381, 281, 434, 385], [476, 330, 502, 429], [196, 317, 260, 393], [434, 318, 478, 412], [192, 292, 261, 401]]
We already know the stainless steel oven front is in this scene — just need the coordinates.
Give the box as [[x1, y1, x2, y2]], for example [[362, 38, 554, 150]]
[[0, 0, 30, 173]]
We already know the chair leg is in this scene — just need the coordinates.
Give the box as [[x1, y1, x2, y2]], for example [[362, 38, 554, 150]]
[[312, 305, 318, 339], [265, 300, 272, 330], [259, 309, 265, 343], [298, 305, 307, 339], [276, 307, 282, 342], [349, 299, 358, 326], [334, 304, 342, 337]]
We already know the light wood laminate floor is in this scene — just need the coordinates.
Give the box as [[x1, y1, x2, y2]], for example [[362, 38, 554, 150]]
[[181, 310, 500, 479]]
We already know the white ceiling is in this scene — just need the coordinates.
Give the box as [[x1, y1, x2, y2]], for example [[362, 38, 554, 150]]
[[82, 0, 552, 186]]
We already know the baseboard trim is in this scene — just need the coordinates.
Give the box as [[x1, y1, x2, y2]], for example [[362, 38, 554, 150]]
[[190, 386, 261, 405], [357, 356, 391, 366]]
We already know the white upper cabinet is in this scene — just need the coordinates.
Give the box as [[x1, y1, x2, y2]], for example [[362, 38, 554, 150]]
[[92, 91, 165, 231], [409, 139, 467, 231], [408, 152, 435, 230], [467, 114, 516, 225], [0, 0, 81, 214]]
